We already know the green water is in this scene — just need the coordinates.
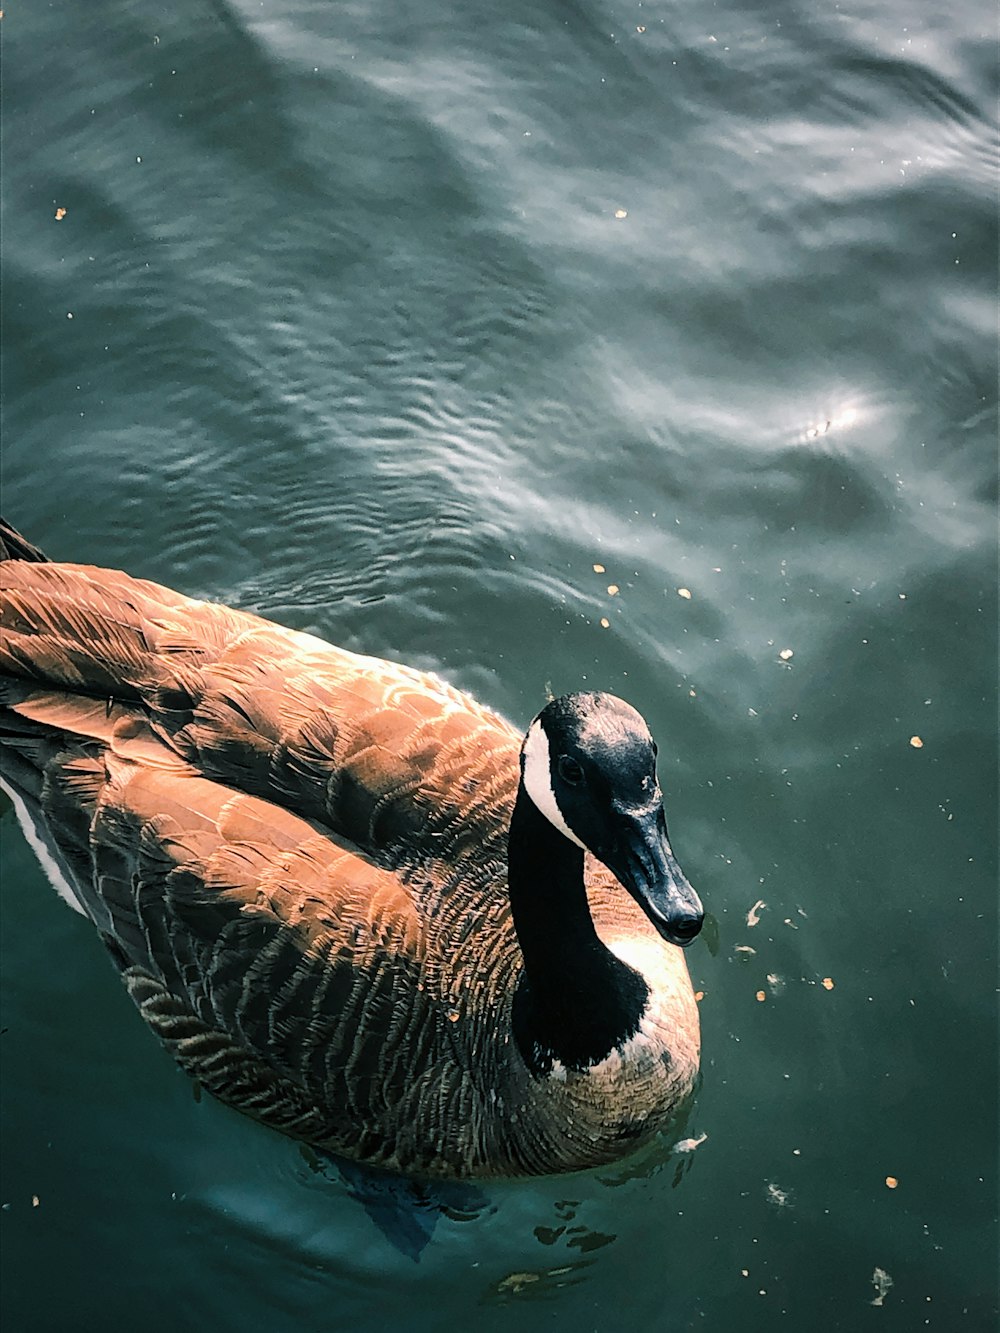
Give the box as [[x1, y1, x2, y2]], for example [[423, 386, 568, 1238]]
[[2, 0, 996, 1329]]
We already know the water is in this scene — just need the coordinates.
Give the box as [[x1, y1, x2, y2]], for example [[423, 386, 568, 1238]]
[[2, 0, 996, 1327]]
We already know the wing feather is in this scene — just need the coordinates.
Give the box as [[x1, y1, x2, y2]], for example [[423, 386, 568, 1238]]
[[1, 560, 521, 871], [1, 558, 525, 1169]]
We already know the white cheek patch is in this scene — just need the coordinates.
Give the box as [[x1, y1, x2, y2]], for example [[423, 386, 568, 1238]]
[[521, 720, 587, 850]]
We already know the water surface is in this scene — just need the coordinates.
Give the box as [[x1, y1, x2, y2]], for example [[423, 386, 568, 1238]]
[[2, 0, 997, 1328]]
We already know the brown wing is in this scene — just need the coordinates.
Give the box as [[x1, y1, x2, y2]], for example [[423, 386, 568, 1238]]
[[0, 687, 501, 1171], [0, 560, 522, 872], [0, 561, 526, 1171]]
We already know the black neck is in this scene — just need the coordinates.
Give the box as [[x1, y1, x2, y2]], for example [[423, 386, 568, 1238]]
[[507, 785, 649, 1075]]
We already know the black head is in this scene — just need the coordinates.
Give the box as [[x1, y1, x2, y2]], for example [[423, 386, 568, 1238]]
[[520, 692, 703, 947]]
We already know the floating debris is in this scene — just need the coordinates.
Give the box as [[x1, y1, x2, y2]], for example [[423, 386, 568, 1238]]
[[765, 1182, 791, 1208], [871, 1267, 894, 1307], [675, 1132, 708, 1154], [766, 973, 785, 996], [496, 1262, 580, 1297], [747, 899, 766, 927], [497, 1272, 541, 1295]]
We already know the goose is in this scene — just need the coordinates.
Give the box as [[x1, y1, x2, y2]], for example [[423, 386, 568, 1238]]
[[0, 520, 703, 1178]]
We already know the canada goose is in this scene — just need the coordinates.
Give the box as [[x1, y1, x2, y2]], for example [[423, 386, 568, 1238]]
[[0, 520, 703, 1178]]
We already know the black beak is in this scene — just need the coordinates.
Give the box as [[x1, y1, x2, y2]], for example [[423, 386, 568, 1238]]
[[601, 807, 703, 947]]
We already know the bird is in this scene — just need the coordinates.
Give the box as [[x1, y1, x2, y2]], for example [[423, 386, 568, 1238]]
[[0, 519, 703, 1179]]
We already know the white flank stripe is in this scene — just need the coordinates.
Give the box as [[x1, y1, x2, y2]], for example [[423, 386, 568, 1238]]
[[0, 776, 87, 916], [521, 719, 586, 850]]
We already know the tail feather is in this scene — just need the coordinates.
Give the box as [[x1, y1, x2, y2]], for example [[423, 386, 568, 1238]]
[[0, 519, 49, 563]]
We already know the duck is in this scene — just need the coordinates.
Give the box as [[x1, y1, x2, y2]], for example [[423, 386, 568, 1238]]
[[0, 519, 703, 1179]]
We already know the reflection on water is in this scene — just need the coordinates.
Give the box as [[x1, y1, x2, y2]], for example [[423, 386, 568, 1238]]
[[291, 1107, 709, 1263], [299, 1147, 493, 1261], [800, 403, 861, 443]]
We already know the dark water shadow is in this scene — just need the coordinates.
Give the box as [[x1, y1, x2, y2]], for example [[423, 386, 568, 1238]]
[[298, 1144, 494, 1262]]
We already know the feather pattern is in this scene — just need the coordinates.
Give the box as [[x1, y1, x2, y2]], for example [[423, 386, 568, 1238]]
[[0, 551, 700, 1178]]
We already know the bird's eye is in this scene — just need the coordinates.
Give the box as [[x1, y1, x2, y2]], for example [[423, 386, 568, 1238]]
[[557, 755, 585, 786]]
